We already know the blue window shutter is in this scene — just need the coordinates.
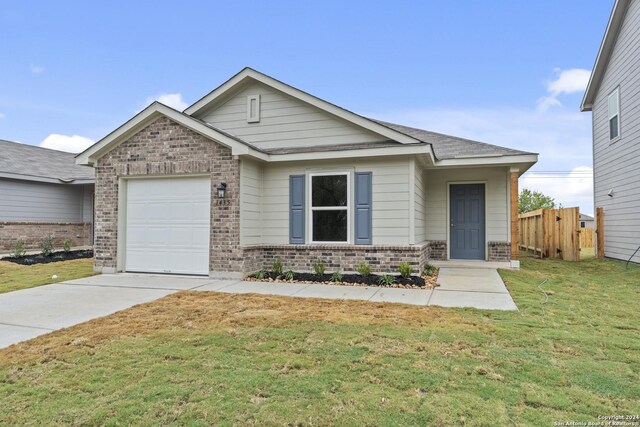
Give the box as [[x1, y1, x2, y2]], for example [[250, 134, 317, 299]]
[[289, 175, 305, 244], [354, 172, 372, 245]]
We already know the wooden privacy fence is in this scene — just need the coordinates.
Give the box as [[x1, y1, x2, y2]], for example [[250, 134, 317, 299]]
[[518, 207, 581, 261], [580, 228, 595, 249]]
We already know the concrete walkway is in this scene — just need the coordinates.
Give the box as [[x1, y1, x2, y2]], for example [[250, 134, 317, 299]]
[[0, 268, 516, 348]]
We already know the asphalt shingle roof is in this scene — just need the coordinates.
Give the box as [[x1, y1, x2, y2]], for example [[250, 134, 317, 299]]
[[371, 119, 537, 160], [0, 139, 95, 181]]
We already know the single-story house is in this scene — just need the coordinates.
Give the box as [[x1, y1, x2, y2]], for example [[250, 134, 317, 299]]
[[76, 68, 538, 277], [579, 213, 595, 229], [0, 139, 94, 251]]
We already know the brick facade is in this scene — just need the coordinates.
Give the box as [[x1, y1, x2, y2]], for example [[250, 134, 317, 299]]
[[0, 222, 91, 252], [488, 241, 511, 261], [93, 117, 241, 274], [241, 243, 429, 275], [427, 240, 447, 261]]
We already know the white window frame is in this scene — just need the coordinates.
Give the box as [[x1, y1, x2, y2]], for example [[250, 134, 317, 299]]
[[308, 172, 351, 244], [608, 87, 620, 141]]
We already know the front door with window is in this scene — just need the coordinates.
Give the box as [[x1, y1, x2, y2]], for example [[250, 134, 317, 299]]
[[450, 184, 485, 260]]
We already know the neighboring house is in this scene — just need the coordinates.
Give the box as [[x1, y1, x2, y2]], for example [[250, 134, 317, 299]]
[[0, 140, 94, 251], [77, 68, 538, 277], [582, 0, 640, 263], [579, 213, 595, 229]]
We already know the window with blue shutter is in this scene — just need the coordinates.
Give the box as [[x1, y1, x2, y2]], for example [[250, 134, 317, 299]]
[[354, 172, 372, 245], [289, 175, 305, 244]]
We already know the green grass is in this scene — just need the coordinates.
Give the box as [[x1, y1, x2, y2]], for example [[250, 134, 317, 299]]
[[0, 254, 638, 426], [0, 258, 95, 294]]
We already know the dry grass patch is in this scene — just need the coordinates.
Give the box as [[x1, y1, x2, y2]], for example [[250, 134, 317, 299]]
[[0, 254, 638, 426]]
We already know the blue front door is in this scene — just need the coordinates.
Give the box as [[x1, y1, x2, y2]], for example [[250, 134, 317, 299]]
[[450, 184, 485, 260]]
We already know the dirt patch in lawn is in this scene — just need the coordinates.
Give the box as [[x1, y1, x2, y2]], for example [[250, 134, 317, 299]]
[[0, 291, 454, 366]]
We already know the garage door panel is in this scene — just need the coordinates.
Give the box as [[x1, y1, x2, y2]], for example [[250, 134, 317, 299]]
[[125, 177, 211, 275]]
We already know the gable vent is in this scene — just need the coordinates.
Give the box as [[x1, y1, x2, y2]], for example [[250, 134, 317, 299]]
[[247, 94, 260, 123]]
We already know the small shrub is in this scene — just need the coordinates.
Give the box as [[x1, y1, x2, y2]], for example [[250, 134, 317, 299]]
[[398, 262, 413, 279], [331, 269, 343, 282], [284, 270, 294, 281], [272, 258, 284, 276], [357, 262, 371, 277], [63, 239, 72, 253], [422, 264, 437, 277], [313, 259, 326, 275], [11, 239, 26, 258], [255, 270, 267, 280], [378, 274, 396, 286], [40, 235, 54, 257]]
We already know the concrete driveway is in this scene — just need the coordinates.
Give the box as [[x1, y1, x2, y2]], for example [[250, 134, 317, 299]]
[[0, 268, 516, 349]]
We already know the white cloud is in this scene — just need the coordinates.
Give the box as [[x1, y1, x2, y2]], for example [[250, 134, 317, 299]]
[[537, 68, 591, 111], [144, 93, 189, 111], [40, 134, 94, 153], [30, 64, 45, 74], [521, 166, 594, 215]]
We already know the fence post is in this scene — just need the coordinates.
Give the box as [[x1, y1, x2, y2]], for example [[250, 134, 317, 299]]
[[596, 207, 605, 258]]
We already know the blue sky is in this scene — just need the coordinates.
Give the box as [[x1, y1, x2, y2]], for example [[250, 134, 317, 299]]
[[0, 1, 614, 214]]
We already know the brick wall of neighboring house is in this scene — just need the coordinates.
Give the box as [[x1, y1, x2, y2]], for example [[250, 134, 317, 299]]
[[93, 116, 241, 274], [0, 222, 91, 252], [241, 243, 430, 275], [488, 241, 511, 262]]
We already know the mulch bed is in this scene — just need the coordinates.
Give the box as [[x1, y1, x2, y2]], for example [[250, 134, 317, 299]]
[[1, 249, 94, 266], [246, 269, 440, 289]]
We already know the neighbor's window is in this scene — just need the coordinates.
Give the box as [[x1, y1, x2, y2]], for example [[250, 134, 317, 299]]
[[310, 173, 349, 242], [580, 221, 586, 228], [608, 88, 620, 140]]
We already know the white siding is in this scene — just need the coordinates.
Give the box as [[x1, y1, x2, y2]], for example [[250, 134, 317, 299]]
[[592, 0, 640, 262], [0, 178, 85, 222], [240, 159, 263, 245], [424, 167, 509, 243], [259, 157, 411, 245], [198, 81, 386, 151], [414, 162, 426, 244]]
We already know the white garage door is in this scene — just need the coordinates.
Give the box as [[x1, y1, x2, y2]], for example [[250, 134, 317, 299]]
[[125, 177, 210, 275]]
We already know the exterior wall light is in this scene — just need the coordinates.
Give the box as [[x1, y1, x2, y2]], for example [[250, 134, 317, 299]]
[[217, 183, 227, 199]]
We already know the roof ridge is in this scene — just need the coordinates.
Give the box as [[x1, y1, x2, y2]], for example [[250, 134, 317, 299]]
[[0, 139, 81, 156]]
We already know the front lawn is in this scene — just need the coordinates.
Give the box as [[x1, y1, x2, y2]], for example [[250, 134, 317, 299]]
[[0, 255, 638, 425], [0, 258, 95, 294]]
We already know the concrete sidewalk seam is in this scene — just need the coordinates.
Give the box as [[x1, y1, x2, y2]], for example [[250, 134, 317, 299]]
[[0, 322, 54, 331], [61, 282, 185, 291]]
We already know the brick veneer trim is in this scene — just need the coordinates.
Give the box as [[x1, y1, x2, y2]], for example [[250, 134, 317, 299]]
[[488, 241, 511, 262], [93, 116, 241, 274], [0, 222, 91, 251], [241, 243, 430, 275]]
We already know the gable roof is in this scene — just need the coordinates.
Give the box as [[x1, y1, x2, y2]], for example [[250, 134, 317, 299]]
[[77, 68, 537, 171], [371, 120, 536, 160], [0, 139, 94, 184], [75, 102, 269, 166], [184, 67, 424, 146], [581, 0, 631, 111]]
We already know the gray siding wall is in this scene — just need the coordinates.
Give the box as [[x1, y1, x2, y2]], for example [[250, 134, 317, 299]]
[[414, 162, 426, 244], [256, 157, 411, 245], [0, 178, 86, 222], [592, 0, 640, 262], [198, 81, 386, 151], [423, 167, 509, 244], [240, 159, 263, 245]]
